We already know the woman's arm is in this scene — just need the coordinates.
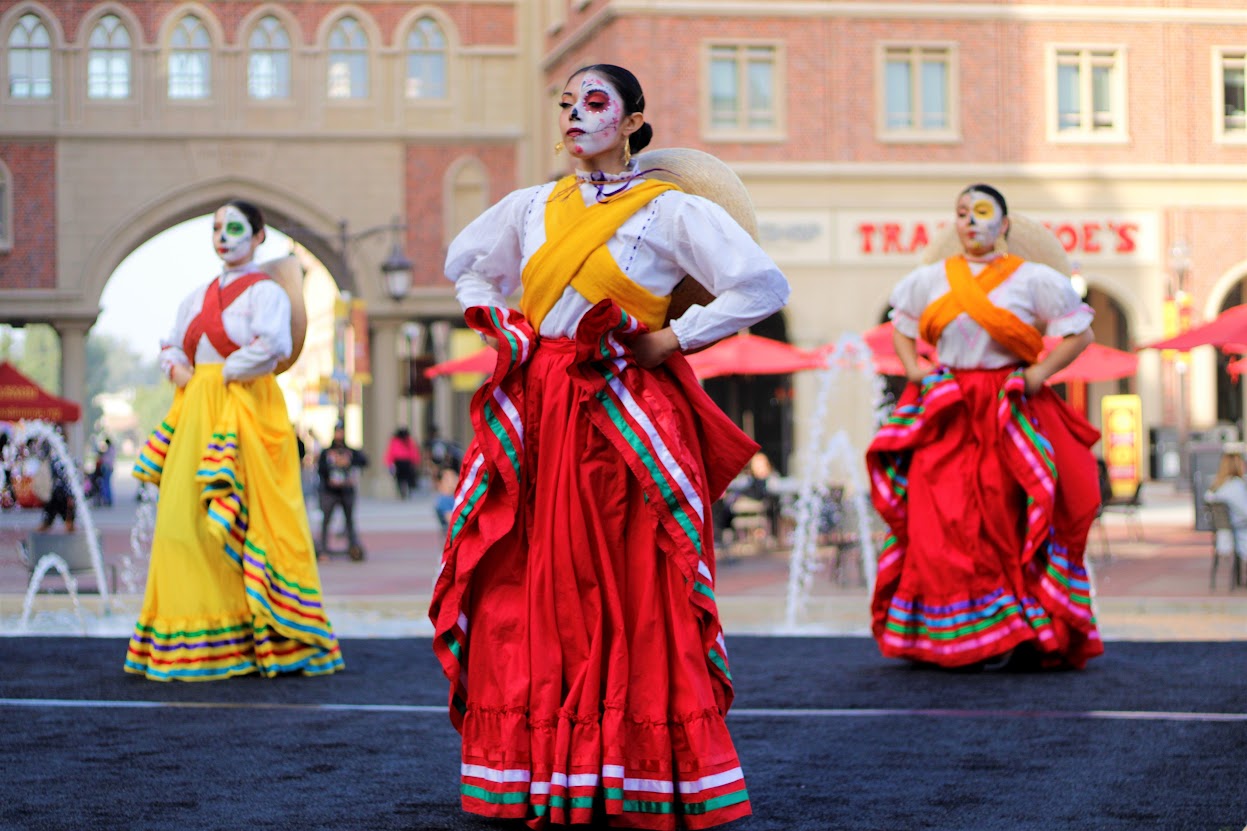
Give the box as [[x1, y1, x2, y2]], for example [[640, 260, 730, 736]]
[[893, 328, 928, 385], [1023, 328, 1094, 395]]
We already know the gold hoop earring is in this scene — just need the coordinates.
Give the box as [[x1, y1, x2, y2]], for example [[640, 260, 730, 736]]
[[622, 142, 632, 167], [554, 141, 564, 155]]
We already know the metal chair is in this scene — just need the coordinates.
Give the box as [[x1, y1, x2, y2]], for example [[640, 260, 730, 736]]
[[1100, 481, 1145, 541], [1207, 501, 1243, 590]]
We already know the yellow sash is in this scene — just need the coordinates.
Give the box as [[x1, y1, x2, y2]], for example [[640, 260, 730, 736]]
[[519, 176, 681, 332], [919, 255, 1043, 364]]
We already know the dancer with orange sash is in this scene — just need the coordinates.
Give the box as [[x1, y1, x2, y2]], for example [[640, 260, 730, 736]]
[[126, 200, 343, 681], [868, 183, 1104, 671], [430, 65, 789, 828]]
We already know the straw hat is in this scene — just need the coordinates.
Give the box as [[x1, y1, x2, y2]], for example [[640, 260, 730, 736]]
[[921, 213, 1073, 276], [258, 254, 307, 375], [632, 147, 759, 326]]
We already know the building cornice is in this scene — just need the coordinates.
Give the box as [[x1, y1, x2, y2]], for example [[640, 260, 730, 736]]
[[729, 161, 1247, 182], [607, 1, 1247, 25], [0, 129, 526, 143]]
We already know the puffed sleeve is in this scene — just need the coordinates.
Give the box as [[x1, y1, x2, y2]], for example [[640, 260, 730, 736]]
[[887, 265, 934, 339], [661, 194, 791, 352], [158, 286, 201, 378], [222, 281, 292, 381], [1029, 263, 1094, 337], [444, 186, 541, 312]]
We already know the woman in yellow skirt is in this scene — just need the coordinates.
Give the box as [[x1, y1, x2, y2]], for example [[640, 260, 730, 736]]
[[125, 200, 343, 681]]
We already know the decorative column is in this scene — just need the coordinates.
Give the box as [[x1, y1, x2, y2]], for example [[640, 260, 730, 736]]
[[56, 320, 90, 460], [430, 320, 454, 442], [363, 320, 400, 498]]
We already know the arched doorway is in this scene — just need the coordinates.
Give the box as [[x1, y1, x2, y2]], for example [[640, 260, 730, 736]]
[[1216, 284, 1243, 428], [702, 312, 794, 474]]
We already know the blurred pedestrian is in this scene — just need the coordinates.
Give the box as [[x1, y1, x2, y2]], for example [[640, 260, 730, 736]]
[[317, 423, 368, 560], [1204, 449, 1247, 558], [384, 426, 420, 499]]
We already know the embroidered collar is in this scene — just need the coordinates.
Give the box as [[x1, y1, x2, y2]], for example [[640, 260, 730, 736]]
[[576, 162, 642, 202]]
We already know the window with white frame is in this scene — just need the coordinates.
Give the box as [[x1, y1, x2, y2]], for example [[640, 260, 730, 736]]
[[248, 16, 291, 100], [8, 13, 52, 99], [327, 17, 368, 100], [1218, 49, 1246, 136], [0, 162, 11, 251], [707, 43, 779, 134], [881, 44, 955, 137], [405, 17, 447, 99], [88, 15, 131, 99], [168, 15, 211, 99], [1053, 47, 1123, 136]]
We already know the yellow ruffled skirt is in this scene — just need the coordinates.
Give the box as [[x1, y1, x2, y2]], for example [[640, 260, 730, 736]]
[[125, 365, 344, 681]]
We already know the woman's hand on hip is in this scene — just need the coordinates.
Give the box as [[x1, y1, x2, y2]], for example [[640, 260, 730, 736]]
[[170, 364, 193, 388], [630, 328, 681, 369]]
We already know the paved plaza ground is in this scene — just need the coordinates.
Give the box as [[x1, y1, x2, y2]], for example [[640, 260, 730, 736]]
[[1, 464, 1245, 640]]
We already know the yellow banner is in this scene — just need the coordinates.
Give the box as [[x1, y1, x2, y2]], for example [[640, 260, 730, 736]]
[[1101, 394, 1144, 498]]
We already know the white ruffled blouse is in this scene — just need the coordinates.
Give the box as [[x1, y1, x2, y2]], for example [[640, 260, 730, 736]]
[[445, 170, 791, 352], [888, 257, 1094, 369], [159, 261, 293, 382]]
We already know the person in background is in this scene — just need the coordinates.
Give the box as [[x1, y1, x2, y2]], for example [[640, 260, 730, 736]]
[[34, 439, 76, 533], [383, 426, 421, 499], [93, 437, 115, 507], [869, 182, 1102, 672], [125, 198, 343, 681], [1204, 448, 1247, 559], [317, 422, 368, 559], [434, 466, 459, 531]]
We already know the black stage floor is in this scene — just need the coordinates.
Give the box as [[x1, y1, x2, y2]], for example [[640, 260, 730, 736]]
[[2, 636, 1245, 831]]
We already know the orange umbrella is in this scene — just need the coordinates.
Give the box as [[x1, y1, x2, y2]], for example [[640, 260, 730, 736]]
[[684, 332, 821, 379], [424, 347, 496, 378]]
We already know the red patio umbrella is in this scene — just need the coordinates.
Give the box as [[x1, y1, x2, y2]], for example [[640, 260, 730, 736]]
[[1139, 304, 1247, 352], [684, 332, 821, 379], [0, 362, 81, 422], [424, 347, 496, 378], [1043, 336, 1139, 385]]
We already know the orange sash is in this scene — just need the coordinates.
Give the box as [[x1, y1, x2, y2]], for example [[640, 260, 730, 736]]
[[918, 255, 1043, 364]]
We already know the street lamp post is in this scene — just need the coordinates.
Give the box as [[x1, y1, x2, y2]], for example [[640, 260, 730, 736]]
[[1169, 240, 1191, 484]]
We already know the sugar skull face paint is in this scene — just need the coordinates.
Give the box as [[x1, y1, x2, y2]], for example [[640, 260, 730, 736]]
[[559, 73, 626, 160], [213, 204, 255, 265], [955, 189, 1006, 256]]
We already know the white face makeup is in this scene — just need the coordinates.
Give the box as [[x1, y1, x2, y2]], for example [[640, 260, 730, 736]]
[[559, 73, 627, 161], [213, 204, 255, 266], [955, 189, 1006, 255]]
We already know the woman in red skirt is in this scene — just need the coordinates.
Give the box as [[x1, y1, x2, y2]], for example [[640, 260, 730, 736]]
[[868, 183, 1104, 671], [429, 64, 789, 828]]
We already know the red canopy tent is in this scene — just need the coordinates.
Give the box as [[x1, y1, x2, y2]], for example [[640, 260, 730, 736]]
[[424, 347, 496, 378], [1140, 304, 1247, 352], [0, 361, 81, 422], [1042, 336, 1139, 385], [684, 332, 821, 379]]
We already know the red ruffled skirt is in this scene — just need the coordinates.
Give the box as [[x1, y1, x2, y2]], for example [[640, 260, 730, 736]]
[[867, 367, 1104, 669], [431, 304, 756, 829]]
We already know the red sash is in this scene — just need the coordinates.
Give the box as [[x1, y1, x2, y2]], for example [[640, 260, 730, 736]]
[[182, 272, 270, 364]]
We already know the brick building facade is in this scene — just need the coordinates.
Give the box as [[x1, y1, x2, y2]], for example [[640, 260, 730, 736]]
[[2, 0, 1246, 484]]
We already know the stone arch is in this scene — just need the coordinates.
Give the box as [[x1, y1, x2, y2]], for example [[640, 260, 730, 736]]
[[1, 1, 67, 49], [75, 2, 144, 48], [75, 177, 355, 310], [394, 5, 458, 51], [315, 5, 382, 51], [238, 4, 305, 50], [156, 2, 226, 49]]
